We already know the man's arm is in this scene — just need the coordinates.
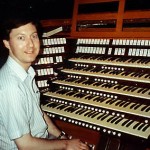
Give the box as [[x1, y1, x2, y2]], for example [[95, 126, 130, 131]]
[[15, 133, 89, 150], [43, 111, 62, 138], [15, 133, 67, 150]]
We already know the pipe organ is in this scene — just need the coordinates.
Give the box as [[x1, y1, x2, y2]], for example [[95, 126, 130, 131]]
[[38, 38, 150, 150], [33, 0, 150, 149]]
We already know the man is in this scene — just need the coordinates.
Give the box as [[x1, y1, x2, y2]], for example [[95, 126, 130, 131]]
[[0, 11, 89, 150]]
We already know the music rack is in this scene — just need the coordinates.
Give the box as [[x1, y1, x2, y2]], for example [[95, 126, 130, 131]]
[[71, 0, 150, 38]]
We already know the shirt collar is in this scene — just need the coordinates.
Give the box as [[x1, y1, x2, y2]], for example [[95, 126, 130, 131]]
[[6, 56, 35, 81]]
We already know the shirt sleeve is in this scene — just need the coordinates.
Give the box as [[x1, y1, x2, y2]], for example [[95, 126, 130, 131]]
[[0, 84, 30, 140]]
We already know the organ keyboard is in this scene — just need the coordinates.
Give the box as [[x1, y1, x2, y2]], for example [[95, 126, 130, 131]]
[[41, 38, 150, 150], [43, 90, 149, 119], [41, 100, 150, 139], [52, 78, 150, 99], [69, 55, 150, 69]]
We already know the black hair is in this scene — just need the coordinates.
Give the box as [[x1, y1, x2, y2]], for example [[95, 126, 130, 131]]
[[0, 9, 43, 41]]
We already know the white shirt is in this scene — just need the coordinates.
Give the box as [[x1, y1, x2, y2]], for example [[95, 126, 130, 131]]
[[0, 56, 48, 150]]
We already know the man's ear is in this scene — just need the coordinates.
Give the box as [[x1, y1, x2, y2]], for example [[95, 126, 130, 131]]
[[3, 40, 10, 50]]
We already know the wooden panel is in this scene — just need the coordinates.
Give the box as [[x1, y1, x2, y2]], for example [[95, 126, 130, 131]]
[[53, 119, 101, 149], [78, 0, 119, 4], [116, 0, 125, 32], [41, 19, 71, 27], [70, 0, 150, 38], [71, 31, 150, 39], [77, 13, 118, 20], [124, 11, 150, 19]]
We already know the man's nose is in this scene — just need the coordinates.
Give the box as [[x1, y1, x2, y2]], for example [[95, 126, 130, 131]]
[[28, 38, 34, 47]]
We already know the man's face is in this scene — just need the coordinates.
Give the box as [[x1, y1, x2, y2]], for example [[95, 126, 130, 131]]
[[3, 23, 40, 70]]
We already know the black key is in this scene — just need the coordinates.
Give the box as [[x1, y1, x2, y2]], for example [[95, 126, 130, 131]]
[[141, 105, 148, 111], [126, 120, 134, 127], [123, 86, 131, 91], [87, 111, 97, 117], [142, 124, 150, 132], [100, 114, 110, 121], [93, 82, 104, 86], [105, 99, 113, 104], [141, 88, 149, 94], [97, 113, 106, 120], [133, 122, 141, 129], [108, 99, 117, 105], [65, 106, 79, 113], [57, 104, 67, 110], [115, 100, 124, 106], [138, 72, 145, 77], [137, 88, 145, 93], [127, 86, 135, 92], [91, 111, 101, 118], [133, 103, 141, 110], [130, 103, 137, 109], [130, 87, 138, 92], [96, 97, 108, 103], [47, 102, 60, 108], [123, 102, 131, 107], [79, 109, 89, 115], [85, 95, 96, 100], [107, 116, 115, 122], [56, 89, 68, 94], [93, 97, 102, 102], [66, 91, 77, 96], [75, 108, 86, 114], [122, 119, 130, 126], [74, 93, 87, 98], [84, 110, 93, 116], [115, 85, 125, 90], [137, 123, 145, 130], [110, 117, 119, 123], [115, 118, 123, 124], [144, 74, 150, 79], [145, 106, 150, 112], [119, 101, 127, 107]]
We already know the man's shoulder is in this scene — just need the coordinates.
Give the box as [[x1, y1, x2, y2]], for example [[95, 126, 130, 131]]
[[0, 66, 20, 89]]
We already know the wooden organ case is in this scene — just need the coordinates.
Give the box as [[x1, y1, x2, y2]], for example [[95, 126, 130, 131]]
[[34, 0, 150, 149]]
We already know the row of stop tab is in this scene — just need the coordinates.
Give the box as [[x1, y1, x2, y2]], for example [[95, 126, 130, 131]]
[[35, 56, 63, 65], [76, 46, 150, 57], [42, 38, 66, 45], [77, 38, 150, 46]]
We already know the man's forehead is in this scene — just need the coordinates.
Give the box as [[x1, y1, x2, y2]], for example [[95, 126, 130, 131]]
[[10, 23, 37, 36]]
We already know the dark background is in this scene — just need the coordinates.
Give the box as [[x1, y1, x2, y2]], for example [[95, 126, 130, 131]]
[[0, 0, 150, 20], [0, 0, 74, 20]]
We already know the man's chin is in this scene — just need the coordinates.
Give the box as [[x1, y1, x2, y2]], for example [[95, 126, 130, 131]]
[[26, 58, 37, 64]]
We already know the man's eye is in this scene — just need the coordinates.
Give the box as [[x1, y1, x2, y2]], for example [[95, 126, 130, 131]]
[[18, 36, 25, 40], [32, 34, 39, 39]]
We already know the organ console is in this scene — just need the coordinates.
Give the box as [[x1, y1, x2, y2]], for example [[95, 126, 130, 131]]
[[40, 38, 150, 150], [33, 0, 150, 149]]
